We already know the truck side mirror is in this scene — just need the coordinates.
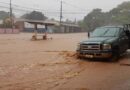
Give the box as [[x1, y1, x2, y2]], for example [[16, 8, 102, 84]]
[[88, 32, 90, 38], [125, 30, 130, 36]]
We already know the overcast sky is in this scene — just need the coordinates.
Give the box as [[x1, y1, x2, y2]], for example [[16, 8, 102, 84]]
[[0, 0, 129, 21]]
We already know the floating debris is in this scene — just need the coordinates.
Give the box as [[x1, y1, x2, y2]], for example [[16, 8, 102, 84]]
[[120, 63, 130, 66]]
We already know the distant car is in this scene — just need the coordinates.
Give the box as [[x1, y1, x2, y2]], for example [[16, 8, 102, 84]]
[[77, 25, 130, 61]]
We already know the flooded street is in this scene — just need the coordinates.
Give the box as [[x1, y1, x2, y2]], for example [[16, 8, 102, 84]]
[[0, 33, 130, 90]]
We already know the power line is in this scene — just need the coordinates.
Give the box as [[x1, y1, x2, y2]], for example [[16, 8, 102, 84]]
[[0, 1, 9, 5], [0, 5, 87, 14], [0, 1, 89, 14], [62, 1, 89, 12], [0, 1, 46, 12], [0, 1, 88, 20]]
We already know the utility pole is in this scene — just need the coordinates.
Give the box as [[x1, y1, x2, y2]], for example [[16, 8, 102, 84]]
[[10, 0, 13, 31], [60, 0, 63, 25]]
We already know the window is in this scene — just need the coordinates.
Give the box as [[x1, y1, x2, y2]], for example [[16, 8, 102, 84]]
[[91, 27, 120, 37]]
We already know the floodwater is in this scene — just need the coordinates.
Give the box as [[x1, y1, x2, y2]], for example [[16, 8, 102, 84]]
[[0, 33, 130, 90]]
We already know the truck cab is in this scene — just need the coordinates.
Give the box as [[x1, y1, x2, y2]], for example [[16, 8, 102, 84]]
[[77, 25, 130, 60], [123, 24, 130, 48]]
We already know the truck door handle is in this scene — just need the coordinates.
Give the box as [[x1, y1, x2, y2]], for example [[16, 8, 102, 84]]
[[121, 38, 125, 40]]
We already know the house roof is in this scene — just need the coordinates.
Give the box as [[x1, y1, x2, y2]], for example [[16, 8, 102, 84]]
[[60, 23, 79, 27], [15, 18, 80, 27], [14, 19, 59, 26]]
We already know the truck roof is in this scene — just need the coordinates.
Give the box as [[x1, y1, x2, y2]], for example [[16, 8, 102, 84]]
[[102, 26, 123, 28]]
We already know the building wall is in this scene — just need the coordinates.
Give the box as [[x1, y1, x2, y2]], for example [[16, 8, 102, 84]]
[[15, 20, 83, 33], [15, 21, 24, 31], [53, 25, 82, 33]]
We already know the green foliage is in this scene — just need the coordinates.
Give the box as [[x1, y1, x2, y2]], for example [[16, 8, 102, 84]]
[[0, 11, 9, 20], [80, 1, 130, 32], [0, 18, 12, 28], [83, 9, 108, 31], [21, 11, 47, 20], [0, 11, 15, 28]]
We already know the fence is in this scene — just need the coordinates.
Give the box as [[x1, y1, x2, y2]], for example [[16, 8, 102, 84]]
[[0, 28, 20, 34]]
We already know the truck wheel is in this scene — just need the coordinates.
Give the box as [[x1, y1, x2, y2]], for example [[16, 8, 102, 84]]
[[111, 55, 119, 62], [111, 48, 120, 62]]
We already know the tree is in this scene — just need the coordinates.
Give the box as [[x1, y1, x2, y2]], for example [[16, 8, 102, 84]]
[[83, 9, 107, 32], [21, 11, 47, 20], [79, 1, 130, 32], [0, 11, 15, 28], [110, 1, 130, 24], [0, 11, 9, 20]]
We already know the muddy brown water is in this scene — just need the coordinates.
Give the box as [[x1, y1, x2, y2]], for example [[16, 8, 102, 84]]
[[0, 33, 130, 90]]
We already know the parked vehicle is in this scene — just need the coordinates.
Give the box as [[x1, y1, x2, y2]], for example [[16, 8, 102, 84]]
[[76, 25, 130, 61]]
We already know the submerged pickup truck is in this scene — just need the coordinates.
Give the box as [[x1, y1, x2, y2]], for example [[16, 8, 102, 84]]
[[77, 25, 130, 60]]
